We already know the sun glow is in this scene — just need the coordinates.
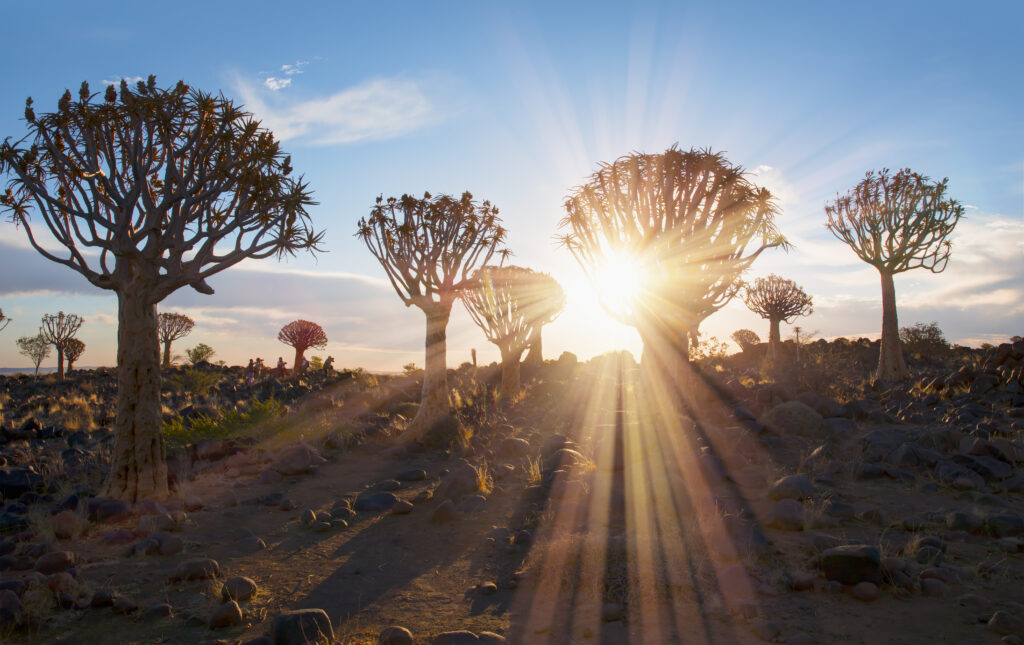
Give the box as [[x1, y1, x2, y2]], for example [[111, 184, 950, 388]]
[[592, 252, 646, 318]]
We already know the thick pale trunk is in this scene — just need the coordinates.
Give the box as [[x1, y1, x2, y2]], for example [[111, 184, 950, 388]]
[[406, 305, 452, 442], [640, 327, 692, 400], [293, 348, 305, 375], [55, 345, 65, 381], [876, 270, 908, 383], [102, 290, 168, 501], [162, 339, 172, 368], [523, 327, 543, 367], [768, 318, 782, 362], [500, 346, 523, 403]]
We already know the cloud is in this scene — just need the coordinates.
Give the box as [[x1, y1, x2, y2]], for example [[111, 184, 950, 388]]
[[280, 61, 309, 76], [234, 76, 436, 145], [264, 77, 292, 92], [102, 76, 143, 86]]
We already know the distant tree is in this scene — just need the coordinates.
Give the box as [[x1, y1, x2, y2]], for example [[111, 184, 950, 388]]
[[17, 333, 50, 376], [789, 326, 818, 363], [157, 313, 195, 368], [1011, 335, 1022, 343], [742, 274, 813, 362], [40, 311, 83, 381], [403, 362, 421, 377], [559, 146, 785, 387], [826, 168, 963, 382], [689, 336, 729, 363], [0, 308, 10, 332], [520, 271, 567, 368], [278, 320, 327, 374], [357, 191, 508, 441], [186, 343, 215, 366], [731, 328, 760, 353], [899, 321, 950, 357], [64, 337, 85, 372], [0, 77, 322, 500], [462, 265, 565, 401]]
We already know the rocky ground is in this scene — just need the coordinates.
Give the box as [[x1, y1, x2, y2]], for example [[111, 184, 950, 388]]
[[0, 341, 1023, 644]]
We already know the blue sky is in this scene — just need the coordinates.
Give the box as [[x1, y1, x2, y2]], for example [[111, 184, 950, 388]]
[[1, 1, 1022, 370]]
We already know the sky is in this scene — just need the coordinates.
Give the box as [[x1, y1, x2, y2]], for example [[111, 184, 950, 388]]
[[0, 0, 1022, 371]]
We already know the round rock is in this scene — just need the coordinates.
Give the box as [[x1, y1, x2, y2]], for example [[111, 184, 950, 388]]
[[379, 625, 414, 645], [222, 576, 258, 602]]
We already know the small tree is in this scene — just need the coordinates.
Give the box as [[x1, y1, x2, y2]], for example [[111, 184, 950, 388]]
[[1, 77, 321, 500], [742, 274, 813, 362], [278, 320, 327, 374], [899, 321, 949, 357], [731, 329, 760, 353], [40, 311, 83, 380], [0, 308, 10, 332], [64, 337, 85, 372], [186, 343, 215, 365], [158, 313, 195, 368], [560, 146, 785, 387], [357, 191, 507, 441], [462, 265, 566, 401], [17, 333, 50, 376], [826, 168, 963, 382], [521, 271, 567, 368]]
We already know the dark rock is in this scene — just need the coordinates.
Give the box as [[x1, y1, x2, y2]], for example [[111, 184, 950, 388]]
[[112, 595, 138, 614], [435, 460, 482, 502], [236, 536, 267, 554], [498, 437, 530, 458], [271, 608, 334, 645], [820, 545, 881, 585], [376, 479, 402, 491], [86, 497, 130, 522], [431, 631, 480, 645], [354, 492, 399, 512], [271, 443, 327, 476], [209, 600, 243, 629], [989, 611, 1024, 636], [987, 514, 1024, 538], [431, 499, 458, 523], [395, 469, 427, 482], [761, 401, 824, 437], [457, 495, 487, 513], [379, 625, 415, 645], [0, 467, 42, 498], [90, 589, 116, 607], [769, 475, 815, 500], [769, 499, 804, 531], [34, 550, 75, 574], [171, 557, 220, 582], [222, 576, 258, 602], [0, 589, 23, 624], [141, 603, 173, 620]]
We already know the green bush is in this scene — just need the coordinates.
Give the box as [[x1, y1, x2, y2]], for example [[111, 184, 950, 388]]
[[164, 368, 221, 396], [163, 397, 285, 448]]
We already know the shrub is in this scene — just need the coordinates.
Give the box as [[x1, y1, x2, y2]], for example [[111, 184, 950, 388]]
[[731, 329, 760, 352], [164, 368, 220, 396], [186, 343, 215, 365], [163, 398, 285, 448], [899, 321, 949, 357]]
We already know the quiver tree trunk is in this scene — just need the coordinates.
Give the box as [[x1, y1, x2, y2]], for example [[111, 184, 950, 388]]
[[523, 329, 543, 368], [877, 269, 908, 383], [55, 344, 65, 381], [162, 340, 172, 368], [103, 291, 168, 501], [768, 317, 782, 363], [406, 304, 452, 442], [640, 325, 692, 404], [499, 347, 523, 403], [293, 348, 305, 375]]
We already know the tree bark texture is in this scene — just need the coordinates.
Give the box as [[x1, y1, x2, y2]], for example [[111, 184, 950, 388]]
[[500, 347, 523, 403], [877, 269, 908, 383], [768, 317, 782, 363], [406, 305, 452, 442], [640, 325, 692, 404], [162, 340, 172, 368], [55, 345, 65, 381], [103, 290, 168, 501], [293, 348, 305, 375], [523, 329, 543, 368]]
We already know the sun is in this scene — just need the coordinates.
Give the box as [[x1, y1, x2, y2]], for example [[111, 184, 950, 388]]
[[592, 252, 646, 318]]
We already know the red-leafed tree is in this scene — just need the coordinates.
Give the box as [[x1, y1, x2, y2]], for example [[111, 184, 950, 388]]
[[41, 311, 83, 380], [742, 274, 813, 362], [0, 77, 322, 501], [357, 192, 508, 441], [158, 312, 195, 368], [462, 265, 566, 401], [277, 320, 327, 374]]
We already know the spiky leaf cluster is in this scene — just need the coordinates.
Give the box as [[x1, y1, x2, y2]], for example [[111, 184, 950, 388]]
[[64, 337, 86, 365], [278, 319, 328, 352], [41, 311, 82, 348], [742, 274, 813, 323], [462, 265, 566, 354], [158, 312, 195, 344]]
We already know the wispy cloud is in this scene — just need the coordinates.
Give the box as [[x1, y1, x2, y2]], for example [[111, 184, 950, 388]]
[[234, 75, 437, 145], [101, 75, 143, 86], [280, 61, 309, 76]]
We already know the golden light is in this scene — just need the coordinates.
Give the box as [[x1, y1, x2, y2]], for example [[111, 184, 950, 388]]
[[591, 251, 646, 318]]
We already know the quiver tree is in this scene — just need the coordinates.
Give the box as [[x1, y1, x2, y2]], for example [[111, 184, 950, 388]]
[[462, 265, 566, 401], [17, 333, 50, 376], [521, 271, 566, 368], [826, 168, 963, 383], [278, 319, 327, 374], [357, 191, 507, 441], [731, 328, 760, 353], [40, 311, 83, 380], [0, 76, 322, 501], [64, 337, 85, 372], [560, 146, 785, 388], [0, 308, 10, 332], [742, 274, 813, 363], [157, 312, 195, 368]]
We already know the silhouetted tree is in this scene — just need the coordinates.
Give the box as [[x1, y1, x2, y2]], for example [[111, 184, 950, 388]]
[[742, 274, 813, 362], [899, 321, 949, 357], [0, 308, 10, 332], [521, 271, 567, 368], [186, 343, 215, 365], [64, 337, 85, 372], [278, 319, 327, 374], [0, 77, 322, 501], [731, 328, 760, 353], [826, 168, 963, 382], [560, 146, 785, 387], [158, 313, 195, 368], [16, 333, 50, 377], [462, 265, 565, 401], [357, 191, 507, 441], [40, 311, 83, 380]]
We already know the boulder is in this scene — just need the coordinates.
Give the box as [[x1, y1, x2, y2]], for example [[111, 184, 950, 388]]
[[34, 550, 75, 574], [222, 576, 258, 602], [431, 632, 480, 645], [353, 493, 399, 512], [434, 460, 482, 502], [761, 402, 824, 437], [171, 557, 220, 582], [820, 545, 881, 585], [210, 600, 243, 629], [271, 443, 327, 476], [271, 608, 334, 645], [379, 626, 415, 645]]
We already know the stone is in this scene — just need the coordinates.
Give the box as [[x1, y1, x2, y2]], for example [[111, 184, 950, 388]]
[[920, 577, 947, 596], [86, 497, 131, 522], [354, 492, 399, 512], [51, 510, 88, 539], [435, 460, 482, 502], [392, 500, 414, 515], [990, 611, 1024, 637], [379, 625, 415, 645], [172, 557, 220, 582], [457, 495, 487, 513], [823, 417, 857, 436], [498, 437, 531, 458], [112, 595, 138, 614], [271, 443, 327, 476], [271, 608, 334, 645], [237, 536, 267, 554], [820, 545, 881, 585], [0, 589, 23, 624], [90, 589, 116, 607], [376, 479, 402, 491], [761, 401, 825, 437], [431, 499, 458, 523], [790, 571, 816, 591], [769, 475, 816, 500], [852, 581, 879, 601], [222, 576, 258, 602], [137, 513, 176, 535], [431, 631, 480, 645], [987, 514, 1024, 538], [395, 469, 427, 482], [478, 633, 506, 645], [769, 499, 804, 531], [210, 600, 243, 629], [34, 550, 75, 574], [141, 603, 173, 620]]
